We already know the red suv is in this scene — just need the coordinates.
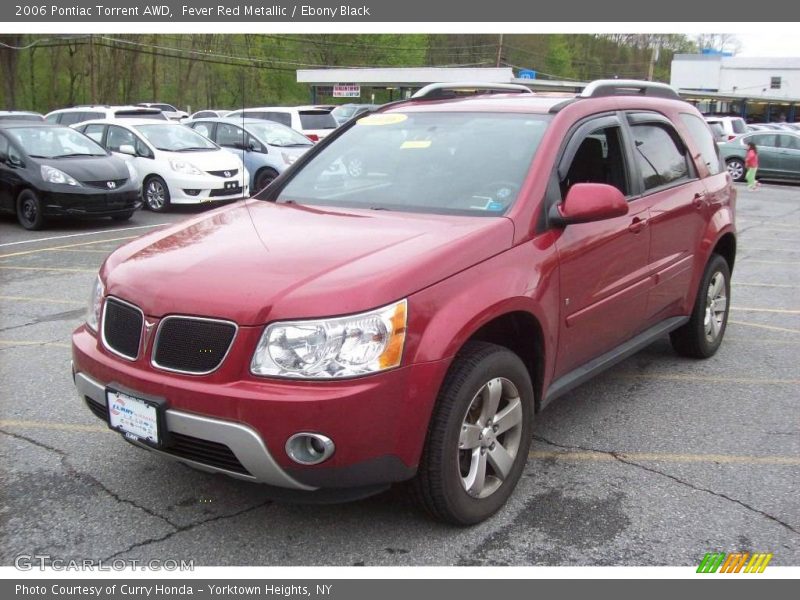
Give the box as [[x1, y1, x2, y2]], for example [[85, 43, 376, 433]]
[[72, 80, 736, 524]]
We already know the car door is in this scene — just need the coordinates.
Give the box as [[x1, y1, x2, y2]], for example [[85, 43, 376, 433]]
[[749, 133, 781, 176], [553, 115, 653, 377], [0, 133, 14, 211], [776, 134, 800, 179], [623, 113, 710, 325]]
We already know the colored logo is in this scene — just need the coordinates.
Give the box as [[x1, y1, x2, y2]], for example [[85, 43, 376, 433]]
[[697, 552, 773, 573]]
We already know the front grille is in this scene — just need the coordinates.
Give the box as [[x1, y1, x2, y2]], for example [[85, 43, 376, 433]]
[[209, 186, 243, 197], [152, 317, 236, 374], [206, 169, 238, 178], [161, 432, 250, 475], [82, 178, 128, 189], [102, 297, 143, 360]]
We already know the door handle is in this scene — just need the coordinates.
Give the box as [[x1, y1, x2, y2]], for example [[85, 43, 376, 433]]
[[628, 217, 647, 233], [693, 193, 708, 209]]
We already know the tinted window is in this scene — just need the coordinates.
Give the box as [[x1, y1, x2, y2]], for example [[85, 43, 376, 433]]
[[216, 123, 246, 148], [264, 112, 292, 127], [107, 125, 136, 151], [778, 135, 800, 150], [750, 134, 778, 148], [83, 124, 105, 144], [194, 111, 215, 119], [82, 112, 104, 122], [563, 126, 630, 196], [56, 112, 85, 126], [299, 110, 337, 130], [115, 110, 167, 120], [631, 124, 690, 190], [278, 112, 550, 216], [731, 119, 747, 134], [680, 113, 723, 175]]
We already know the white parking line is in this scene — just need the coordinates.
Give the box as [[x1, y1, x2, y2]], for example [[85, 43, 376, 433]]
[[0, 223, 166, 248]]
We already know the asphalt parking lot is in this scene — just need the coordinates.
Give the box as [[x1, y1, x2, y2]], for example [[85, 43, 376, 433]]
[[0, 185, 798, 567]]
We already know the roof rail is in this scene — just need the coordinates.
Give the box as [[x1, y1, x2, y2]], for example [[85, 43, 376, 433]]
[[579, 79, 681, 101], [411, 82, 534, 100]]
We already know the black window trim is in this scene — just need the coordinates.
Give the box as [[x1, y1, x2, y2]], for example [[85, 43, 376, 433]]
[[679, 111, 724, 177]]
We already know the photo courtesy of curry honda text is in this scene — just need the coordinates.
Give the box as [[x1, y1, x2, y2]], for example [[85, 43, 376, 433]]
[[71, 80, 736, 525]]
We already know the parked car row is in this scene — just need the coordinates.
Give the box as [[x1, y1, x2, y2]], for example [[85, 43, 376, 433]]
[[719, 130, 800, 182]]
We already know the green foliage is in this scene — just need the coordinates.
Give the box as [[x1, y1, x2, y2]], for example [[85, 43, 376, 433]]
[[0, 33, 699, 112]]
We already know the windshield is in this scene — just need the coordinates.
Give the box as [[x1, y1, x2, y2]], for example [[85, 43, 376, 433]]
[[332, 105, 357, 120], [277, 111, 551, 216], [6, 126, 107, 158], [135, 124, 217, 152], [247, 122, 313, 147]]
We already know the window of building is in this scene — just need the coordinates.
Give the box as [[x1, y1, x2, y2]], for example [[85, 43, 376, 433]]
[[771, 76, 782, 90]]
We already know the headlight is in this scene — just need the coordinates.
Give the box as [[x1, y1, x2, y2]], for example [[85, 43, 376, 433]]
[[41, 165, 80, 186], [169, 159, 204, 176], [281, 152, 298, 166], [86, 276, 105, 333], [125, 160, 138, 181], [251, 299, 407, 379]]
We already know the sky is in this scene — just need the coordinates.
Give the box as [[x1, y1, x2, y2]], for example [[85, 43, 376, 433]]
[[734, 34, 800, 57]]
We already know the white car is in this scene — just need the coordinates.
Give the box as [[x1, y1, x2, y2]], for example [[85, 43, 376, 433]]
[[73, 119, 248, 212], [704, 116, 747, 142], [137, 103, 190, 121], [45, 105, 167, 127], [190, 109, 233, 119], [226, 106, 337, 142]]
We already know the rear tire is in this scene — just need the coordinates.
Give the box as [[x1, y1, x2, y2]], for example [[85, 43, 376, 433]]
[[411, 341, 534, 525], [17, 189, 46, 230], [670, 253, 731, 358]]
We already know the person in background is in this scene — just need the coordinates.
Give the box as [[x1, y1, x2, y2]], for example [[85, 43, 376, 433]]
[[745, 142, 760, 191]]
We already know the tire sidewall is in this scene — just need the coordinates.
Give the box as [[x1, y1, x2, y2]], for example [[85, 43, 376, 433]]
[[693, 254, 731, 356], [438, 348, 534, 524], [17, 189, 44, 230], [144, 176, 170, 212], [255, 168, 278, 193]]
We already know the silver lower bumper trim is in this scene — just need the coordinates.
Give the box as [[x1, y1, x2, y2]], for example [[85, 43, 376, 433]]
[[74, 371, 315, 491]]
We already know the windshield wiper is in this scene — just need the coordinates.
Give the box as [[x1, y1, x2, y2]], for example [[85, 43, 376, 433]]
[[174, 147, 214, 152], [52, 153, 100, 158]]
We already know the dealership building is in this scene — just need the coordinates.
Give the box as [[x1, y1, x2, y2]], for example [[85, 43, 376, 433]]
[[298, 56, 800, 122]]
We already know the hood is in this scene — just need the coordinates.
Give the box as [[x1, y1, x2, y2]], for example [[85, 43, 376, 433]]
[[103, 200, 514, 325], [38, 155, 128, 183]]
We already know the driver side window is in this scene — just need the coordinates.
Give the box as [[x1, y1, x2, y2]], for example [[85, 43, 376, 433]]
[[561, 126, 630, 197]]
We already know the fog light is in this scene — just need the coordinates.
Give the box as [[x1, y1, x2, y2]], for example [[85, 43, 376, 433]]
[[285, 433, 335, 465], [183, 189, 201, 196]]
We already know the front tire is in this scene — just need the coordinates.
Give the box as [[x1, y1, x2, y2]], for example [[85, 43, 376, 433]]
[[17, 189, 46, 230], [254, 168, 278, 193], [412, 342, 534, 525], [143, 176, 170, 212], [726, 158, 746, 182], [670, 253, 731, 358]]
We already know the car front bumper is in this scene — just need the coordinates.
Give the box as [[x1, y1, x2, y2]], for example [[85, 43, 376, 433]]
[[167, 173, 249, 204], [41, 188, 141, 217], [72, 325, 448, 490]]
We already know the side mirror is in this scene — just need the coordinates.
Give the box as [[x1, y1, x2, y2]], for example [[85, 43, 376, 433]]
[[549, 183, 628, 226], [118, 144, 136, 156]]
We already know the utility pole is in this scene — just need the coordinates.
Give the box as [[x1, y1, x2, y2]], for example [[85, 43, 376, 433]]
[[496, 34, 504, 68], [647, 38, 660, 81], [89, 34, 96, 104]]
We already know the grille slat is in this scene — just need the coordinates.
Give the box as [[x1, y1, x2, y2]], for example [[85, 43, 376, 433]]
[[206, 169, 238, 178], [82, 178, 128, 189], [153, 317, 236, 374], [102, 298, 143, 360], [209, 186, 243, 197]]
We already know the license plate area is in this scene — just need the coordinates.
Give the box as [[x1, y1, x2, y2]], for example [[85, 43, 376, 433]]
[[106, 388, 167, 448]]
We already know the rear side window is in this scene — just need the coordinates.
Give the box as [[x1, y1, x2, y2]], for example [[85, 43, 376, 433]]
[[299, 111, 337, 130], [731, 119, 747, 134], [57, 112, 84, 126], [194, 111, 215, 119], [264, 112, 292, 127], [750, 134, 777, 148], [781, 135, 800, 150], [115, 110, 167, 120], [82, 112, 104, 121], [630, 124, 690, 191], [680, 113, 723, 176]]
